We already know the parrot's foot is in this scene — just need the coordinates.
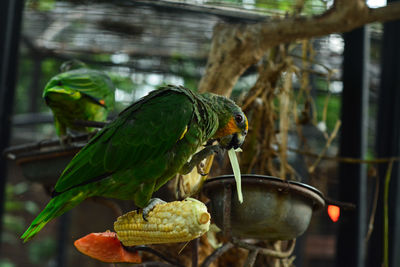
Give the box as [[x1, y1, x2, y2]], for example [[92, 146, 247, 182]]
[[196, 162, 208, 176], [181, 145, 223, 175], [142, 198, 166, 221]]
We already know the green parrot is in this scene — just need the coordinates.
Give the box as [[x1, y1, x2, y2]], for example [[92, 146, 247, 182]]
[[22, 85, 248, 242], [43, 59, 115, 139]]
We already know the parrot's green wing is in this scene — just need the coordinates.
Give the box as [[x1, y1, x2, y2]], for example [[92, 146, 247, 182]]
[[53, 87, 195, 195], [43, 68, 115, 108]]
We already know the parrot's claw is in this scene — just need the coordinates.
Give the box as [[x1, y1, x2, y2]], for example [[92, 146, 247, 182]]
[[210, 145, 224, 155], [142, 198, 166, 221], [196, 162, 208, 176], [181, 145, 223, 175]]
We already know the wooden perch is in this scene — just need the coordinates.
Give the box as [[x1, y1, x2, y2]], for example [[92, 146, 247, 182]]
[[199, 0, 400, 96]]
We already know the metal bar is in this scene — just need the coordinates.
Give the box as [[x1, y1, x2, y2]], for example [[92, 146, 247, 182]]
[[73, 119, 107, 128], [191, 238, 199, 267], [11, 113, 54, 126], [336, 26, 369, 267], [0, 0, 25, 254], [232, 238, 296, 258], [200, 242, 234, 267], [368, 1, 400, 265], [128, 245, 185, 267], [244, 249, 259, 267], [128, 0, 268, 22], [56, 212, 71, 267]]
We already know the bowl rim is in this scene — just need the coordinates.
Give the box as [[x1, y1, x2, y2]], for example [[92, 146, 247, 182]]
[[203, 174, 325, 210]]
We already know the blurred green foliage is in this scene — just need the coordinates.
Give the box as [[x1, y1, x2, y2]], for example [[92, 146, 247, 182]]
[[313, 77, 342, 131], [0, 259, 15, 267], [315, 94, 341, 131], [15, 51, 63, 114], [3, 183, 39, 241], [2, 182, 55, 266], [28, 237, 57, 265], [25, 0, 55, 11]]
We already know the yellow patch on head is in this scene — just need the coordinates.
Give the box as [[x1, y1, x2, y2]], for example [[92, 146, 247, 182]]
[[99, 99, 105, 105], [214, 117, 241, 138]]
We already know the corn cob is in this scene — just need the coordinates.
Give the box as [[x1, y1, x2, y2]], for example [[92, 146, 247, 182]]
[[114, 199, 210, 246]]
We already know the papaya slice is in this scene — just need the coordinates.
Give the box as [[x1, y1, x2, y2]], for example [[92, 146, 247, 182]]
[[74, 231, 141, 263]]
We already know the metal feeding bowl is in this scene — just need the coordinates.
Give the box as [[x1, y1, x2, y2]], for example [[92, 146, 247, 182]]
[[203, 174, 325, 240]]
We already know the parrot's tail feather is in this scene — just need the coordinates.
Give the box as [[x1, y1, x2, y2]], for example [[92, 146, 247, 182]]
[[21, 191, 86, 242], [21, 220, 49, 243]]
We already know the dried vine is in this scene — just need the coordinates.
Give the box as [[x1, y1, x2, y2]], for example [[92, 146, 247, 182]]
[[199, 0, 400, 96]]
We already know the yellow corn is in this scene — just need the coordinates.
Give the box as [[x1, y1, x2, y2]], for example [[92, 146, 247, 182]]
[[114, 199, 210, 246]]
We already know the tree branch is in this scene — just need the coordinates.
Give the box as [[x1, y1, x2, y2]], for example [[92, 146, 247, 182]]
[[199, 0, 400, 95], [367, 2, 400, 24]]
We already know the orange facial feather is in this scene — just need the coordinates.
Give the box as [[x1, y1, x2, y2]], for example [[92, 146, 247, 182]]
[[214, 117, 241, 138]]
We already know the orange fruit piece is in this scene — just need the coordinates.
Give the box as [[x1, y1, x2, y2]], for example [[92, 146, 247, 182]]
[[327, 205, 340, 223], [74, 232, 141, 263]]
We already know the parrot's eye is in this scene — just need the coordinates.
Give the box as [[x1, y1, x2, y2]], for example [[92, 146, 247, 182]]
[[235, 114, 244, 124]]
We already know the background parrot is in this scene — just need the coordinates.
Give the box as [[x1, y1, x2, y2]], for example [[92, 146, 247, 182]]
[[22, 85, 248, 242], [43, 59, 115, 139]]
